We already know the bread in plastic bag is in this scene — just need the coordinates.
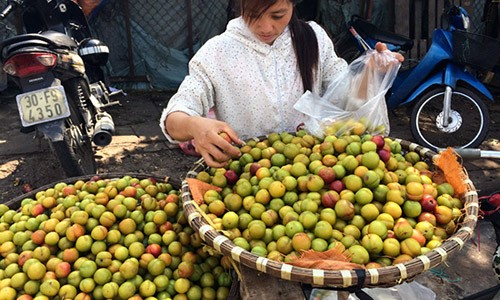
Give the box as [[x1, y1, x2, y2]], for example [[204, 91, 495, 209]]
[[294, 49, 401, 138]]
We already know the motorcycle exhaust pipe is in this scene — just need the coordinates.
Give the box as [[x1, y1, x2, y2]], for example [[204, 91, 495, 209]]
[[92, 112, 115, 147]]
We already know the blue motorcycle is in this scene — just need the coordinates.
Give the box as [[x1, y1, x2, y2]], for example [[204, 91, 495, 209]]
[[335, 2, 500, 151]]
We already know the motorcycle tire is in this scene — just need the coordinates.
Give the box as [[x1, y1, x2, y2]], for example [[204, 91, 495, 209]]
[[49, 78, 96, 177], [410, 86, 490, 151]]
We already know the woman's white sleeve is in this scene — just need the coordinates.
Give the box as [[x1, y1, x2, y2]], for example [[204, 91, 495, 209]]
[[159, 52, 216, 141]]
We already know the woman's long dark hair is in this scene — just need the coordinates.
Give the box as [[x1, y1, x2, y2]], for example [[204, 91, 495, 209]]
[[240, 0, 319, 92]]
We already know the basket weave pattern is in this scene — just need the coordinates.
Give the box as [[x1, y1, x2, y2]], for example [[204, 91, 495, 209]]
[[181, 138, 478, 288]]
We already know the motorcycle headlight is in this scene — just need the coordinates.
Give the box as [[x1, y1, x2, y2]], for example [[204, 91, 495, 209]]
[[78, 38, 110, 66]]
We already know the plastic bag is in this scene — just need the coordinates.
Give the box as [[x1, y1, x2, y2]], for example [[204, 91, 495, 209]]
[[294, 49, 400, 138]]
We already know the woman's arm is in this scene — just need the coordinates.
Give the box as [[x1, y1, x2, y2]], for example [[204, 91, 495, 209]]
[[165, 112, 242, 168]]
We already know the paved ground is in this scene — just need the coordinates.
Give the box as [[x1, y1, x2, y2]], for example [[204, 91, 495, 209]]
[[1, 88, 500, 299]]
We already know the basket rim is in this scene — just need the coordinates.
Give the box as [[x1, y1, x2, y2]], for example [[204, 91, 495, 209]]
[[181, 137, 479, 288]]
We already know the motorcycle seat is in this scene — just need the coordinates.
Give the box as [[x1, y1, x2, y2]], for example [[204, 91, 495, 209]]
[[1, 39, 51, 58], [350, 17, 414, 51], [40, 31, 78, 49], [1, 31, 77, 57]]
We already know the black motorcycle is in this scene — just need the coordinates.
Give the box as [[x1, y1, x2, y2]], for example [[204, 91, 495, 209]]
[[0, 0, 122, 177]]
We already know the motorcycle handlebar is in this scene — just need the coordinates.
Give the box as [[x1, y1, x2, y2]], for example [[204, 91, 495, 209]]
[[437, 148, 500, 160], [0, 0, 22, 19], [0, 4, 15, 19]]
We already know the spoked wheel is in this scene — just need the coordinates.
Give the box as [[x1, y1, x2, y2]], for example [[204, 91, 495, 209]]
[[410, 86, 490, 151], [49, 78, 96, 177]]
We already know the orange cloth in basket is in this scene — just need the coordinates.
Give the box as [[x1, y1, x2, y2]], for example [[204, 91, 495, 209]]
[[433, 147, 468, 196], [186, 178, 222, 205], [288, 243, 365, 270]]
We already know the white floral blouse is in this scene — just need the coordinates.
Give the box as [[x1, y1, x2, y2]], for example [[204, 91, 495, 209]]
[[160, 17, 347, 141]]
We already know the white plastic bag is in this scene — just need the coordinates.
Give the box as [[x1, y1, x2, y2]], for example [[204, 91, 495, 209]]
[[294, 49, 400, 138]]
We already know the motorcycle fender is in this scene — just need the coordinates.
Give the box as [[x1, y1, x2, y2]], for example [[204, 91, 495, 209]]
[[38, 120, 66, 142], [400, 69, 494, 106]]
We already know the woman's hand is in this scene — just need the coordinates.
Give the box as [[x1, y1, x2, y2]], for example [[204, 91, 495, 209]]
[[375, 42, 405, 62], [363, 42, 404, 75], [166, 112, 243, 168], [191, 117, 243, 167], [352, 42, 403, 100]]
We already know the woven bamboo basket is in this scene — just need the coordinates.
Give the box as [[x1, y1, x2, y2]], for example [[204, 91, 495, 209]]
[[181, 137, 479, 288]]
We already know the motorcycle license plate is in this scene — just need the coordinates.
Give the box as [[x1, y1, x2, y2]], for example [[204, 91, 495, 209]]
[[16, 86, 71, 127]]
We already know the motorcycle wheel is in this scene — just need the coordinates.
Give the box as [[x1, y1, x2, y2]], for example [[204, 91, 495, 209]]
[[410, 86, 490, 151], [49, 78, 96, 177]]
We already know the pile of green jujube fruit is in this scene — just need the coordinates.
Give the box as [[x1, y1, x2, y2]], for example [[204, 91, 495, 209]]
[[0, 176, 233, 300], [196, 131, 463, 268]]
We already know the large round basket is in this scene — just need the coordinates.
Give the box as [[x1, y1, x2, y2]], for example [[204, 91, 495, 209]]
[[180, 137, 478, 288]]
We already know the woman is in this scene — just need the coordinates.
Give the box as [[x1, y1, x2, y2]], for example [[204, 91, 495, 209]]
[[160, 0, 399, 167]]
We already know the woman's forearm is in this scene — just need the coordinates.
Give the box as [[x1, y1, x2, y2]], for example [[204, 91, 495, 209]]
[[165, 112, 197, 142]]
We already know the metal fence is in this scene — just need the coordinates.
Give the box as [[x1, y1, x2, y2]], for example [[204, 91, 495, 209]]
[[393, 0, 488, 61], [0, 0, 491, 90], [310, 0, 488, 61], [88, 0, 232, 89], [94, 0, 488, 89]]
